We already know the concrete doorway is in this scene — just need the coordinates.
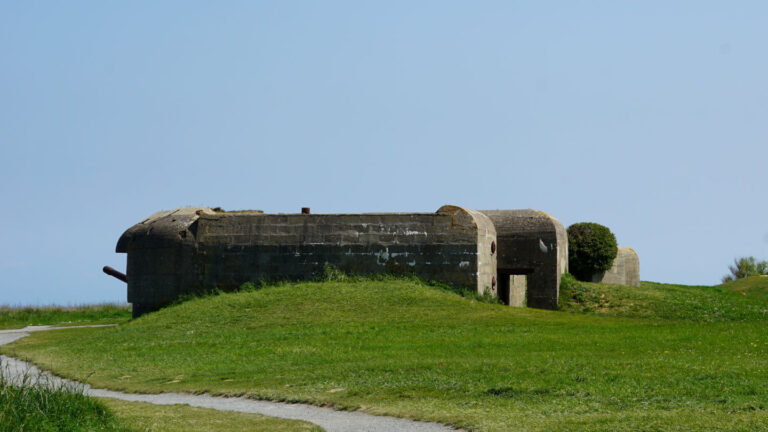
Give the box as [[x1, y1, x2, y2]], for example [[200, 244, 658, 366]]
[[497, 269, 530, 307]]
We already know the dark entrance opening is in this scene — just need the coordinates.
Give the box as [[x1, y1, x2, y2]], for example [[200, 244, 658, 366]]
[[497, 268, 532, 307]]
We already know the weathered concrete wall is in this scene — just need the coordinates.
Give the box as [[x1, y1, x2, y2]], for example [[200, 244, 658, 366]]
[[592, 247, 640, 286], [479, 210, 567, 310], [508, 275, 527, 307], [115, 207, 223, 317], [117, 205, 497, 317], [444, 206, 498, 298]]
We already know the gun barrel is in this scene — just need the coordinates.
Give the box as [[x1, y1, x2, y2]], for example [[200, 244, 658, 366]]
[[103, 266, 127, 283]]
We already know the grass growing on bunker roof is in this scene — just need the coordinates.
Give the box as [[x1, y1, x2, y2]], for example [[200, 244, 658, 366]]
[[3, 277, 768, 432]]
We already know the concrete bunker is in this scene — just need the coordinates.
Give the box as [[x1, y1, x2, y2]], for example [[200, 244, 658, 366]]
[[591, 247, 640, 286], [479, 210, 568, 310], [116, 205, 497, 317]]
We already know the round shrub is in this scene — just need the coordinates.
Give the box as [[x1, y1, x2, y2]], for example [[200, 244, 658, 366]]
[[567, 222, 618, 281]]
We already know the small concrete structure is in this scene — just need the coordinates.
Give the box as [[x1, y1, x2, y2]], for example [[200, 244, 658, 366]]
[[117, 206, 497, 317], [480, 210, 568, 309], [591, 247, 640, 286]]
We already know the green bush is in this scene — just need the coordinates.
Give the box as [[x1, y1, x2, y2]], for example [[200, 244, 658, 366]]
[[567, 222, 618, 281], [722, 256, 768, 283]]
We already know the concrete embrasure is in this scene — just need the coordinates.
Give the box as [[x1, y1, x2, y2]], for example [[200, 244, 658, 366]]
[[0, 326, 463, 432]]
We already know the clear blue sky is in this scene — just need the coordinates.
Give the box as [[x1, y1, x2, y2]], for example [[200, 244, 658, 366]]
[[1, 1, 767, 305]]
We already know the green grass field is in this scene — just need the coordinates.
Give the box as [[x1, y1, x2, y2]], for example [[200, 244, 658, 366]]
[[558, 273, 768, 321], [0, 369, 321, 432], [102, 399, 323, 432], [720, 275, 768, 300], [0, 369, 130, 432], [3, 277, 768, 431], [0, 304, 131, 329]]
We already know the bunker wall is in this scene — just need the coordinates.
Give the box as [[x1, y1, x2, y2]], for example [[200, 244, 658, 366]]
[[463, 208, 498, 298], [480, 209, 567, 310], [197, 207, 494, 292], [118, 206, 496, 316], [592, 247, 640, 286], [117, 207, 214, 317], [508, 275, 527, 307]]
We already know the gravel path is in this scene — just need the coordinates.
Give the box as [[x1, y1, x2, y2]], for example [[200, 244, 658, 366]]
[[0, 326, 462, 432]]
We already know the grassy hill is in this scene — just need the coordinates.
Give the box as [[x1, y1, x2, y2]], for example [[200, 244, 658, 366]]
[[559, 273, 768, 321], [3, 277, 768, 432], [720, 275, 768, 300]]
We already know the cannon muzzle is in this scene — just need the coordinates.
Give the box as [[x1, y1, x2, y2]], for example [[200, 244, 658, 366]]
[[103, 266, 127, 283]]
